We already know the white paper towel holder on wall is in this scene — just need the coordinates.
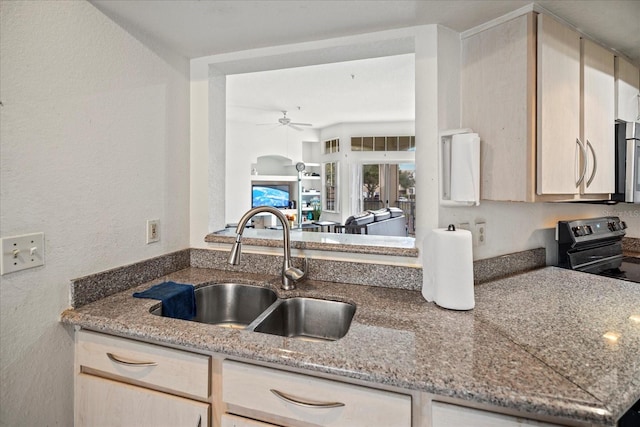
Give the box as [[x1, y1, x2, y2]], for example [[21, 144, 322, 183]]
[[439, 129, 480, 207]]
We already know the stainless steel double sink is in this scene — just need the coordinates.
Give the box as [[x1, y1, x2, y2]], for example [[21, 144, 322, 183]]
[[151, 283, 355, 342]]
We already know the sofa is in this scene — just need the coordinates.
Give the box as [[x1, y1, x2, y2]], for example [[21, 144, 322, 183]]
[[337, 208, 407, 237]]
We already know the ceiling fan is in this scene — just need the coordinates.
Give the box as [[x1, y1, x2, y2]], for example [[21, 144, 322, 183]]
[[260, 111, 312, 131]]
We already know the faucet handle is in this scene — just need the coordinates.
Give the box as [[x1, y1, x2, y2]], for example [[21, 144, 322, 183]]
[[284, 258, 308, 284]]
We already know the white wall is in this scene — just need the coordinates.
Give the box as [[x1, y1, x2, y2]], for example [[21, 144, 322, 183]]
[[440, 201, 640, 264], [226, 120, 319, 222], [0, 1, 190, 425]]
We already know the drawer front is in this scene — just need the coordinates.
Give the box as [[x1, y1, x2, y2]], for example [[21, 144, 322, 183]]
[[76, 330, 210, 400], [222, 360, 411, 427], [222, 413, 278, 427], [432, 402, 563, 427]]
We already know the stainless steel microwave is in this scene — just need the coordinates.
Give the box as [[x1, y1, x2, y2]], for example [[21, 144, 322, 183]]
[[613, 121, 640, 203]]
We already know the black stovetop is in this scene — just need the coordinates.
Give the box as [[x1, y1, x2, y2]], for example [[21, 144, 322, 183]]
[[599, 256, 640, 283]]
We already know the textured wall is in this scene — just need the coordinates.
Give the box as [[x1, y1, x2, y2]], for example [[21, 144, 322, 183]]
[[440, 197, 640, 263], [0, 1, 189, 425]]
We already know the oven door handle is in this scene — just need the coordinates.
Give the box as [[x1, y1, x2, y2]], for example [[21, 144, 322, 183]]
[[572, 254, 623, 271]]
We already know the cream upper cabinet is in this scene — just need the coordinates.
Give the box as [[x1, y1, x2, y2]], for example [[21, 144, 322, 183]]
[[539, 16, 615, 197], [462, 12, 537, 202], [615, 56, 640, 122], [581, 39, 615, 194], [462, 12, 614, 202], [536, 13, 582, 195]]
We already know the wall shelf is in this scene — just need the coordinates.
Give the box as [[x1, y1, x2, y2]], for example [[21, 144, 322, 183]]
[[251, 175, 297, 182]]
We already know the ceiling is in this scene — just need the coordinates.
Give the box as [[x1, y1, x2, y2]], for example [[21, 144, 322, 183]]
[[91, 0, 640, 130], [226, 54, 415, 129], [92, 1, 639, 62]]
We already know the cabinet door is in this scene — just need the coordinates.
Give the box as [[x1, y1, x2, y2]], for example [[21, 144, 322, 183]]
[[461, 13, 536, 202], [537, 14, 581, 195], [616, 56, 640, 122], [582, 39, 615, 194], [76, 374, 209, 427]]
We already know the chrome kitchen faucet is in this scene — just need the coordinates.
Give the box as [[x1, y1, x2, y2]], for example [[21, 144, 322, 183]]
[[228, 206, 307, 290]]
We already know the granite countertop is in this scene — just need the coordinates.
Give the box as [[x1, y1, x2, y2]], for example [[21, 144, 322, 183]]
[[206, 228, 419, 257], [61, 267, 640, 426]]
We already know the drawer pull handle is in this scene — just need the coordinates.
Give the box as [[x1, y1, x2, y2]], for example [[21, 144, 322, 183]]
[[270, 389, 345, 408], [106, 352, 158, 367]]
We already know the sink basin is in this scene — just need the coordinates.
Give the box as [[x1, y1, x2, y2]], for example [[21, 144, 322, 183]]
[[252, 297, 355, 342], [152, 283, 277, 329], [150, 284, 355, 341]]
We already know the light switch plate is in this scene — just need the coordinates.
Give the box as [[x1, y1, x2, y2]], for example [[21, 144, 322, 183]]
[[1, 232, 45, 275]]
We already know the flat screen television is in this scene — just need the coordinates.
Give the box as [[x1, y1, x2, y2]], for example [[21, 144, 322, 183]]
[[251, 184, 291, 209]]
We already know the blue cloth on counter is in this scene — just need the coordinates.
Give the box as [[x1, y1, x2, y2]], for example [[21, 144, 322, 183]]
[[133, 281, 196, 320]]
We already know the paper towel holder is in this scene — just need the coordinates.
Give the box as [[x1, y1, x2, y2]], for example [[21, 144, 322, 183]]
[[439, 129, 480, 207]]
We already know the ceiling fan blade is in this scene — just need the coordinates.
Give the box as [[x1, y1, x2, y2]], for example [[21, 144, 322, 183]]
[[289, 122, 312, 127], [256, 123, 282, 130], [288, 124, 306, 131]]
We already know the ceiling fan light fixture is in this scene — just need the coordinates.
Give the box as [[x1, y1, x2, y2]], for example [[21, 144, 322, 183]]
[[260, 110, 312, 131]]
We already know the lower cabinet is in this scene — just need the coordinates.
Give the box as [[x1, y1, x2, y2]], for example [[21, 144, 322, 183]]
[[75, 330, 211, 427], [76, 374, 209, 427], [74, 330, 573, 427], [431, 402, 563, 427], [222, 360, 412, 427]]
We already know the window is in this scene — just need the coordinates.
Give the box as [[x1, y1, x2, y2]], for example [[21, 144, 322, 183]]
[[351, 136, 415, 152], [324, 138, 340, 154], [323, 161, 338, 212]]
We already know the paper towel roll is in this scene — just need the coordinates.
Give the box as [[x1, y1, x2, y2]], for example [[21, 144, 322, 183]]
[[422, 225, 475, 310], [450, 133, 480, 204]]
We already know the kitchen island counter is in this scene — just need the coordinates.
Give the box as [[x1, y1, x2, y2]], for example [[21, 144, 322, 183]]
[[61, 266, 640, 426]]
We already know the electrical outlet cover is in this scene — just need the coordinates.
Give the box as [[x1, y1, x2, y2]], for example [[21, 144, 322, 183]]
[[146, 220, 160, 244], [475, 222, 486, 246]]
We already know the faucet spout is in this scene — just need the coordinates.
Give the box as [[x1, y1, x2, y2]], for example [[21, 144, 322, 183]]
[[228, 206, 307, 290]]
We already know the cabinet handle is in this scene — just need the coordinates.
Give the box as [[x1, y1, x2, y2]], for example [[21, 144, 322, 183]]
[[575, 138, 587, 187], [586, 140, 597, 188], [196, 415, 201, 427], [106, 352, 158, 367], [270, 389, 345, 408]]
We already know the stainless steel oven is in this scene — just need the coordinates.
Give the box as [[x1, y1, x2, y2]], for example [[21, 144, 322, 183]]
[[613, 121, 640, 203], [556, 216, 640, 283]]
